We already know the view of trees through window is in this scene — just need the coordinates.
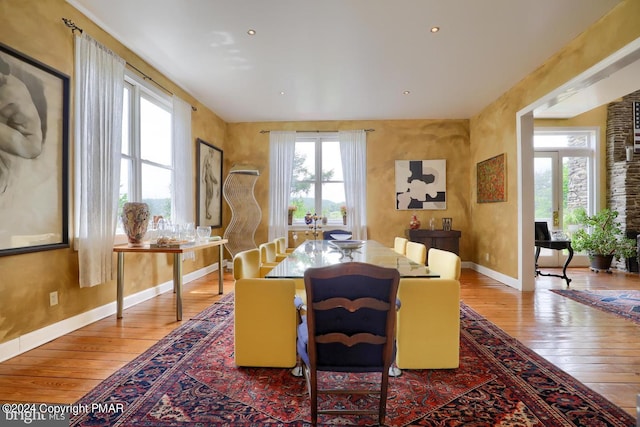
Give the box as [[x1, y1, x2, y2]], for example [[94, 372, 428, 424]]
[[290, 137, 345, 222]]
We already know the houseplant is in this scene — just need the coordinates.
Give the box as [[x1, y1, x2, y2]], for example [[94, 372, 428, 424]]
[[570, 208, 636, 272]]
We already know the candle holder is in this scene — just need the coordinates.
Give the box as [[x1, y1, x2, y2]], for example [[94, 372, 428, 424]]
[[305, 213, 324, 239]]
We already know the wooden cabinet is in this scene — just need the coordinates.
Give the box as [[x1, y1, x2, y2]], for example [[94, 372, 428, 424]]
[[405, 229, 461, 255]]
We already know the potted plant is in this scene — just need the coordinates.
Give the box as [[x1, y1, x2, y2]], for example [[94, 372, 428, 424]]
[[287, 205, 297, 225], [340, 205, 347, 225], [570, 208, 636, 272]]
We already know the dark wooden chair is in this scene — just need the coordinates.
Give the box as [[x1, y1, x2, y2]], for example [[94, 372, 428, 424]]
[[297, 262, 400, 426], [322, 229, 352, 240]]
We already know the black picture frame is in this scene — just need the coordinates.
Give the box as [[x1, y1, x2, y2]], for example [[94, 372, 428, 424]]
[[196, 138, 223, 228], [0, 43, 69, 256]]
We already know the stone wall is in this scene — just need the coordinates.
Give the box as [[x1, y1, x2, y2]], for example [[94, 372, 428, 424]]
[[606, 89, 640, 268]]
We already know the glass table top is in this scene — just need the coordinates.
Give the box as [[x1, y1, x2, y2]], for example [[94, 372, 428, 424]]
[[265, 240, 439, 278]]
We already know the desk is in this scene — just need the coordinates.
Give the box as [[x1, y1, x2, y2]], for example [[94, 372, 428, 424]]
[[113, 238, 228, 321], [534, 239, 573, 286], [265, 240, 439, 278]]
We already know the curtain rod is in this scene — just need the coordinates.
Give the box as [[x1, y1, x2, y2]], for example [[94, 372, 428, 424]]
[[62, 17, 197, 112], [259, 129, 374, 134]]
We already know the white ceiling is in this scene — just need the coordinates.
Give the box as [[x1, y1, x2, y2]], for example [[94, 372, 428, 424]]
[[68, 0, 622, 123]]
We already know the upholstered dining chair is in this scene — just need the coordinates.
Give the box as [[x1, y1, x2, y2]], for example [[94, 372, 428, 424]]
[[258, 241, 280, 276], [322, 229, 352, 240], [297, 262, 400, 426], [273, 236, 289, 261], [393, 237, 408, 255], [232, 248, 261, 280], [427, 248, 461, 280], [405, 241, 427, 264]]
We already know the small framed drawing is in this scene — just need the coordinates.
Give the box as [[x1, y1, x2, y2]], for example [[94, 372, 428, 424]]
[[196, 138, 223, 228], [477, 153, 507, 203], [0, 43, 70, 256]]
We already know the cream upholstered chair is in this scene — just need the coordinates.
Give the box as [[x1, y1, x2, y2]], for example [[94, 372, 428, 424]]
[[427, 248, 461, 280], [259, 241, 279, 276], [234, 278, 298, 367], [405, 241, 427, 264], [393, 237, 408, 255], [233, 248, 261, 280], [273, 237, 288, 261]]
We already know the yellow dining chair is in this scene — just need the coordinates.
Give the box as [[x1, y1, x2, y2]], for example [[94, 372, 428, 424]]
[[427, 248, 461, 280], [259, 241, 279, 276], [233, 248, 261, 280], [405, 241, 426, 264], [273, 237, 288, 261], [393, 237, 408, 255]]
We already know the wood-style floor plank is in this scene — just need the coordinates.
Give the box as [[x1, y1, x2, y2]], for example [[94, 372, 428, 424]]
[[0, 267, 638, 419]]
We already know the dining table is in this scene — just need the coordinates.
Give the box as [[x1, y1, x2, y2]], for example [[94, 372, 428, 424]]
[[265, 239, 439, 278]]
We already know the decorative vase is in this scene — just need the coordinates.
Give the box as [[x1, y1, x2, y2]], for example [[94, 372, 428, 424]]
[[342, 215, 347, 225], [121, 202, 150, 247], [409, 214, 420, 230], [288, 211, 293, 225]]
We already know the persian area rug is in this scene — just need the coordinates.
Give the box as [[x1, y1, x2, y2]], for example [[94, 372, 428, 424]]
[[551, 289, 640, 325], [70, 294, 634, 426]]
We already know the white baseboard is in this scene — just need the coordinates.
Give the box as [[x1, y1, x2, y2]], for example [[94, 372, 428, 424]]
[[467, 262, 518, 289], [0, 262, 223, 363]]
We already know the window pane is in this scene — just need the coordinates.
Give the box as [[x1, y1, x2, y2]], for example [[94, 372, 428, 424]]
[[122, 86, 130, 156], [321, 182, 345, 219], [322, 140, 342, 181], [116, 158, 131, 233], [141, 163, 172, 221], [534, 133, 588, 148], [140, 96, 171, 165]]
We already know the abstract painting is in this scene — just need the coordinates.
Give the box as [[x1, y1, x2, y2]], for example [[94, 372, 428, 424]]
[[395, 159, 446, 210], [477, 153, 506, 203]]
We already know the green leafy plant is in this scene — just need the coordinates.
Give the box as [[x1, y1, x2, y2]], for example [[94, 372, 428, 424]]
[[571, 208, 636, 260]]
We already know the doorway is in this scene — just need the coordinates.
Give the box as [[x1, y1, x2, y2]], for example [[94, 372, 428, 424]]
[[533, 129, 597, 267]]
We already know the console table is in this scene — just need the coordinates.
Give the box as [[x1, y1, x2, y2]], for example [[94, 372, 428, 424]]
[[113, 238, 227, 321], [534, 239, 573, 287], [405, 229, 461, 255]]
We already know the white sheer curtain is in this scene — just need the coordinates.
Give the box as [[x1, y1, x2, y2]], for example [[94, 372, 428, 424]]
[[172, 95, 194, 260], [339, 130, 367, 240], [268, 131, 296, 243], [74, 33, 125, 287]]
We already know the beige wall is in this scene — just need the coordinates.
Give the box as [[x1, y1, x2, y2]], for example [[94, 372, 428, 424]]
[[469, 0, 640, 278], [1, 0, 638, 346], [0, 0, 226, 344], [226, 119, 471, 255]]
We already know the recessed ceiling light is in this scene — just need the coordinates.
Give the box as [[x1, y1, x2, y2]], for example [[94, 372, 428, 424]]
[[280, 91, 286, 95], [430, 26, 440, 33], [403, 90, 411, 95], [247, 29, 256, 35]]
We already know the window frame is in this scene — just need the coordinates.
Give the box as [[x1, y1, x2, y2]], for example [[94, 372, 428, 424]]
[[291, 132, 345, 225], [116, 72, 174, 237]]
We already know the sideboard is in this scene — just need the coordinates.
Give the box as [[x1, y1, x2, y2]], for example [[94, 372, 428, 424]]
[[405, 229, 461, 256]]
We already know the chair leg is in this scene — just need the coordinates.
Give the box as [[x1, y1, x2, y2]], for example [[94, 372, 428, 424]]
[[310, 369, 318, 426]]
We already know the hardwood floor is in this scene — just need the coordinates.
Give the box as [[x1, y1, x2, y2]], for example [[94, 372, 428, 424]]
[[0, 267, 638, 419]]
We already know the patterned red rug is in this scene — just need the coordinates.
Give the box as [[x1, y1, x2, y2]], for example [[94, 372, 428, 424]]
[[551, 289, 640, 325], [69, 294, 634, 426]]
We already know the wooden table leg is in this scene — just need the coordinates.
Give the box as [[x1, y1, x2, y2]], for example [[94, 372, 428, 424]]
[[218, 244, 224, 294], [174, 253, 183, 321], [117, 252, 124, 319]]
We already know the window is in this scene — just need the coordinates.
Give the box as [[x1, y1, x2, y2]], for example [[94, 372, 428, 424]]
[[117, 74, 173, 232], [290, 133, 345, 223]]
